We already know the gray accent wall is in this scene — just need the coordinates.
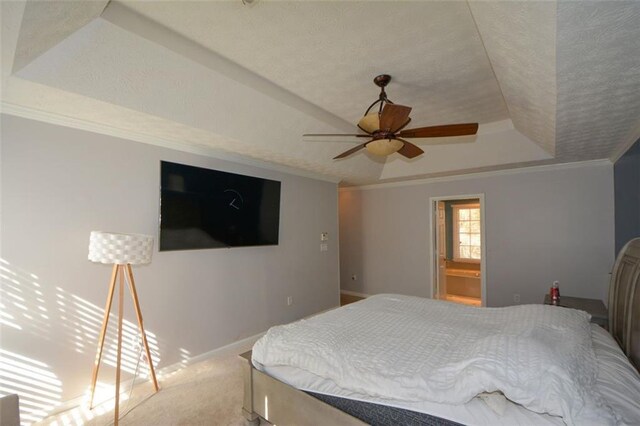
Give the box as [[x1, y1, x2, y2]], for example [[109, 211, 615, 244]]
[[339, 162, 614, 307], [0, 114, 340, 402], [614, 138, 640, 254]]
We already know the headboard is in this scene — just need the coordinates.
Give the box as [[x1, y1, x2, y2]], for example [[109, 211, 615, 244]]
[[608, 237, 640, 370]]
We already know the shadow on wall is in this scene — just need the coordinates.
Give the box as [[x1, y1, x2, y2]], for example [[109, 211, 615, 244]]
[[339, 190, 364, 293], [0, 258, 191, 425]]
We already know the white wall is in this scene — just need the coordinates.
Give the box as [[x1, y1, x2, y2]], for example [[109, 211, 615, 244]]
[[0, 115, 339, 405], [339, 161, 615, 307]]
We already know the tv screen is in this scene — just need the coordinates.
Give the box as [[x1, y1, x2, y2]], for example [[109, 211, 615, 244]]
[[159, 161, 281, 251]]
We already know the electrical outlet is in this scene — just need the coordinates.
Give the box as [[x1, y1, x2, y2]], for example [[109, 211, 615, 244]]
[[287, 296, 293, 306], [320, 232, 328, 241], [513, 294, 521, 303]]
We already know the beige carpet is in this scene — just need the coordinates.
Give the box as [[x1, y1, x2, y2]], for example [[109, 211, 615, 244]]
[[38, 354, 264, 426]]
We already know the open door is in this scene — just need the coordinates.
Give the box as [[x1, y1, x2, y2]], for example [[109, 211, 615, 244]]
[[435, 201, 447, 300], [430, 195, 485, 307]]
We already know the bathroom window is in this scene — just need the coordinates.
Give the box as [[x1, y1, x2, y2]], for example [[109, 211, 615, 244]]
[[453, 204, 481, 261]]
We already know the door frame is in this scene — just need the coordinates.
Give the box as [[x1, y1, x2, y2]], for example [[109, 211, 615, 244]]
[[428, 194, 487, 306]]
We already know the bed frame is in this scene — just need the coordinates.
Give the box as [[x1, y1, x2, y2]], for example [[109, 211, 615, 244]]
[[239, 351, 365, 425], [240, 237, 640, 425], [608, 237, 640, 370]]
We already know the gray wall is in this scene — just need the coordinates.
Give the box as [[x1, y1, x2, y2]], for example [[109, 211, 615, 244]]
[[0, 115, 340, 403], [339, 162, 615, 307], [614, 137, 640, 254]]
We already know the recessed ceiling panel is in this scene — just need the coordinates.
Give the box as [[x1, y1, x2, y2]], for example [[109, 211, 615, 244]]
[[4, 0, 640, 186], [120, 1, 509, 127]]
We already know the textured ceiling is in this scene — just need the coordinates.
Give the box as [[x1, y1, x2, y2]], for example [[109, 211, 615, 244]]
[[555, 1, 640, 161], [1, 0, 639, 185], [468, 1, 556, 155], [120, 1, 509, 128], [11, 0, 108, 72]]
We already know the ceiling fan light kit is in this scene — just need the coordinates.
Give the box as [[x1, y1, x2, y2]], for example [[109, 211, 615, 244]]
[[366, 138, 404, 156], [358, 113, 381, 134], [303, 74, 479, 160]]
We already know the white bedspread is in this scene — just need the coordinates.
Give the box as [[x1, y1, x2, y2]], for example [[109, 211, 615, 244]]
[[252, 294, 616, 425]]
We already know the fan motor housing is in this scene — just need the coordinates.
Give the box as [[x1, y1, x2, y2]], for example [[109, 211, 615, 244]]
[[374, 74, 391, 88]]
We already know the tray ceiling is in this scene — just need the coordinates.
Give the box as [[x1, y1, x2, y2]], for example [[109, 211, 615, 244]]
[[2, 0, 639, 185]]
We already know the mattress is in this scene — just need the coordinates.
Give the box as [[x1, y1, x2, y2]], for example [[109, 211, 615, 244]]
[[306, 391, 463, 426], [253, 295, 640, 425]]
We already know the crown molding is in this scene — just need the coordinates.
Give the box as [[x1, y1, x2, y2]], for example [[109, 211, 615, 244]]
[[1, 102, 342, 184], [609, 129, 640, 163], [339, 158, 612, 192]]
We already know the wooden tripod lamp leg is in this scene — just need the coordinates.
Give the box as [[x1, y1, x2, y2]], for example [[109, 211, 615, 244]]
[[89, 264, 119, 409], [88, 231, 158, 420], [125, 263, 160, 392], [114, 265, 125, 426]]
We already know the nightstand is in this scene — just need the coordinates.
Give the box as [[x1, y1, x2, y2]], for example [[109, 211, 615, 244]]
[[543, 294, 608, 329]]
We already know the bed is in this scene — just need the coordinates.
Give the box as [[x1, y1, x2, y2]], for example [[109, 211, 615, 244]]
[[240, 238, 640, 425]]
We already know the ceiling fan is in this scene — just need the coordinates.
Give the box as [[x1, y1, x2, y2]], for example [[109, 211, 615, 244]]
[[304, 74, 479, 160]]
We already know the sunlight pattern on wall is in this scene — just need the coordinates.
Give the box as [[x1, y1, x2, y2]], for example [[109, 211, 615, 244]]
[[178, 348, 191, 367], [0, 258, 164, 424], [54, 286, 161, 379], [0, 350, 62, 424]]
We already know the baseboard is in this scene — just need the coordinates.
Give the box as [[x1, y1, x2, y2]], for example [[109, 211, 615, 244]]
[[160, 332, 264, 376], [48, 331, 265, 417], [340, 289, 370, 298]]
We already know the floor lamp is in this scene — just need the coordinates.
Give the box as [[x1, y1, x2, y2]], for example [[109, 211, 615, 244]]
[[88, 231, 159, 424]]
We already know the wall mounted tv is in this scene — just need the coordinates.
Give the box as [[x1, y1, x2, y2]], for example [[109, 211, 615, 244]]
[[160, 161, 281, 251]]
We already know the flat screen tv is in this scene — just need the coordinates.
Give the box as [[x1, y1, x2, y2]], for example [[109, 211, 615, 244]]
[[159, 161, 281, 251]]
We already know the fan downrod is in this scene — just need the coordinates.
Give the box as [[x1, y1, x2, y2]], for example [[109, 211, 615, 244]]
[[373, 74, 391, 88]]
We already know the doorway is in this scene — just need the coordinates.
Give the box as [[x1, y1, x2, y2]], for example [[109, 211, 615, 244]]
[[430, 195, 486, 307]]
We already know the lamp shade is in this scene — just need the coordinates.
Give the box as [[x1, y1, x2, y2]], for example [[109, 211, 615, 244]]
[[88, 231, 153, 265]]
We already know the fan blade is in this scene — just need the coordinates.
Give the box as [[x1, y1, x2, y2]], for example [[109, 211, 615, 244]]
[[379, 104, 412, 133], [333, 142, 369, 159], [395, 117, 412, 133], [396, 139, 424, 159], [304, 133, 371, 137], [398, 123, 479, 138], [357, 113, 379, 134]]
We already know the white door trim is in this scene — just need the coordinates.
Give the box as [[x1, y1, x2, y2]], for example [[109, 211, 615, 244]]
[[428, 194, 487, 307]]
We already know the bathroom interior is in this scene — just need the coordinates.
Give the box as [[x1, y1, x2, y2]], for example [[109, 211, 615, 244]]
[[436, 199, 482, 307]]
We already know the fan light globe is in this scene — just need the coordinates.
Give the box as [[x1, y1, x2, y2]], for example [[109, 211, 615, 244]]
[[366, 139, 403, 156], [358, 113, 380, 133]]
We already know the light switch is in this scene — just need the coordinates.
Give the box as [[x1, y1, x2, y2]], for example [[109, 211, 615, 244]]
[[320, 232, 328, 241]]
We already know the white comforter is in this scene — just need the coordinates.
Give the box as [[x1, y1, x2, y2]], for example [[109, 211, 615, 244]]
[[252, 294, 616, 425]]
